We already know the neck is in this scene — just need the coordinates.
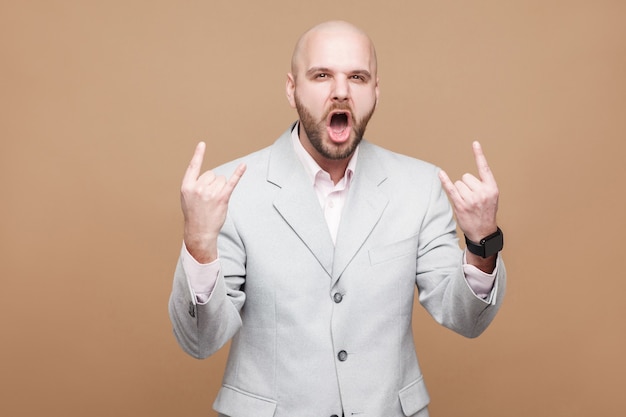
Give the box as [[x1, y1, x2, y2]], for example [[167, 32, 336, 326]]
[[318, 158, 349, 184], [298, 129, 351, 184]]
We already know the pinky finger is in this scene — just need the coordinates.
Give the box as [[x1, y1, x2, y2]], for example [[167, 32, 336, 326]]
[[224, 162, 247, 195]]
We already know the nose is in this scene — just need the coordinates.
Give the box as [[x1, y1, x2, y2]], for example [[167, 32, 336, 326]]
[[332, 76, 349, 102]]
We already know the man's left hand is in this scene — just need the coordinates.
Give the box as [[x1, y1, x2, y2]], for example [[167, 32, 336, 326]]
[[438, 141, 499, 244]]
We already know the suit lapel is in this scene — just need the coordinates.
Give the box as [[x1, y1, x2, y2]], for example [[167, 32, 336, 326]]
[[332, 142, 388, 285], [267, 127, 389, 283], [269, 127, 334, 277]]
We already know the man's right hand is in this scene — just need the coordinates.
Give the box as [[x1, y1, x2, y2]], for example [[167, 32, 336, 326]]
[[180, 142, 246, 263]]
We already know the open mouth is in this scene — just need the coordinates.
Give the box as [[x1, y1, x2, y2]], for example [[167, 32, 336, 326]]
[[327, 111, 352, 143]]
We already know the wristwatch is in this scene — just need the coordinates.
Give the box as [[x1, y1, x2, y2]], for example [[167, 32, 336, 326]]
[[465, 227, 504, 258]]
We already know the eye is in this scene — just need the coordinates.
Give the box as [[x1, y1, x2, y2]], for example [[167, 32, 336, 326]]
[[350, 74, 368, 82], [316, 73, 328, 79]]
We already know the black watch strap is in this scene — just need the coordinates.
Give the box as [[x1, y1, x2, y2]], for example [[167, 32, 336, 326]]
[[465, 227, 504, 258]]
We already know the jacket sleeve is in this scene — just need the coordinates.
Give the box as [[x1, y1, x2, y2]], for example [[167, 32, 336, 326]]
[[415, 169, 506, 338], [168, 214, 247, 359]]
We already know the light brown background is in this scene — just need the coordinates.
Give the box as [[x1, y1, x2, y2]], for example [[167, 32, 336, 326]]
[[1, 1, 625, 416]]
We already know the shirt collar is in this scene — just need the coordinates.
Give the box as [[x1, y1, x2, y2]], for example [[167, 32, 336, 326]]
[[290, 121, 358, 186]]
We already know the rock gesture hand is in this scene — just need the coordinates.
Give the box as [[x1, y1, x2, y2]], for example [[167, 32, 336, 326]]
[[438, 141, 499, 266], [180, 142, 246, 263]]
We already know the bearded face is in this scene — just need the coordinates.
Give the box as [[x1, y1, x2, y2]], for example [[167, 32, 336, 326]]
[[286, 24, 379, 167]]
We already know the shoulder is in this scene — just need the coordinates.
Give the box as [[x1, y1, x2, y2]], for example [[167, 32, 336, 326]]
[[359, 141, 440, 180], [213, 145, 272, 177], [212, 126, 293, 179]]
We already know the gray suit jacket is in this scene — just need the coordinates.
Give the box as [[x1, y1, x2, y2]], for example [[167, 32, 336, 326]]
[[169, 125, 506, 417]]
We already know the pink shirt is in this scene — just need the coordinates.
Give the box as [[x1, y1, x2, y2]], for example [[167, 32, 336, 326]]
[[183, 124, 497, 304]]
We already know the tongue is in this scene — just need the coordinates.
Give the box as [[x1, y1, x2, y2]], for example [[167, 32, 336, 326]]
[[328, 113, 350, 143]]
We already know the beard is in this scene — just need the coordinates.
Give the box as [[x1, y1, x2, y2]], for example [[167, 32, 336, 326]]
[[294, 94, 375, 161]]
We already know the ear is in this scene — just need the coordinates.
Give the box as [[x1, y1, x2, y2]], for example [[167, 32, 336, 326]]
[[374, 76, 380, 108], [286, 73, 296, 108]]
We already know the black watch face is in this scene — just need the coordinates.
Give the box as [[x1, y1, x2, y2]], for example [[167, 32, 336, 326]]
[[483, 233, 504, 257]]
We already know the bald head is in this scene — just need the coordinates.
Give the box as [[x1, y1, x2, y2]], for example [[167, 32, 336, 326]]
[[290, 21, 378, 77]]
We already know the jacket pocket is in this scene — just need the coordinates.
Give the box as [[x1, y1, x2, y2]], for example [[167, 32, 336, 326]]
[[369, 235, 419, 266], [398, 376, 430, 416], [213, 384, 277, 417]]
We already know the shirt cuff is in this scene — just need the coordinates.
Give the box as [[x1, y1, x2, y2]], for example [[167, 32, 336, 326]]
[[181, 242, 220, 304], [462, 250, 498, 301]]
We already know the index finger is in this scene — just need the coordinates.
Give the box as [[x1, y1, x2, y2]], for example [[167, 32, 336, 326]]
[[472, 141, 496, 184], [183, 141, 206, 185]]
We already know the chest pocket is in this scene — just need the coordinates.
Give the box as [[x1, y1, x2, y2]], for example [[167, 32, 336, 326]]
[[368, 234, 418, 266]]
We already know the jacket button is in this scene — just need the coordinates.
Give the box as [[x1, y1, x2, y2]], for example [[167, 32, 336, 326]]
[[331, 415, 339, 417], [337, 350, 348, 361], [188, 301, 196, 318], [333, 292, 343, 303]]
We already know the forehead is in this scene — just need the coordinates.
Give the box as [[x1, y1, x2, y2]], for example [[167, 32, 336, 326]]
[[298, 30, 376, 73]]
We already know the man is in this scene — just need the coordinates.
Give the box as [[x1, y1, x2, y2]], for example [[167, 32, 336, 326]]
[[169, 21, 506, 417]]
